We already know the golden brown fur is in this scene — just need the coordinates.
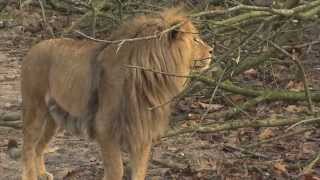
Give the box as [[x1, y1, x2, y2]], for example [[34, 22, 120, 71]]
[[18, 8, 213, 180]]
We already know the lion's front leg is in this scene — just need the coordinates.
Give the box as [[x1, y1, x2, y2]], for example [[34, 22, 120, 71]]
[[96, 133, 124, 180], [129, 141, 152, 180]]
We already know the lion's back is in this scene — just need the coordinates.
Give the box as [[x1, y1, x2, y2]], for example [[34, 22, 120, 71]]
[[21, 38, 100, 115]]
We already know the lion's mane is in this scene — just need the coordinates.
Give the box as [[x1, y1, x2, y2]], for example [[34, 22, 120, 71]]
[[102, 9, 197, 151]]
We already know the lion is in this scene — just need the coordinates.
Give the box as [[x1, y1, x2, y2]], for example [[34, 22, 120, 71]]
[[15, 8, 213, 180]]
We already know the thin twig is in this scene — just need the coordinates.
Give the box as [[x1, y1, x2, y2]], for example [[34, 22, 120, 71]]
[[249, 30, 314, 112], [116, 0, 123, 20], [19, 0, 22, 9], [165, 116, 304, 138], [123, 64, 190, 78], [201, 68, 226, 120], [151, 159, 185, 170], [67, 0, 92, 9], [148, 98, 176, 111], [122, 65, 191, 110], [191, 0, 320, 18], [286, 117, 320, 131], [220, 94, 266, 120], [37, 0, 55, 37], [223, 144, 269, 159], [229, 18, 292, 77], [148, 81, 196, 111], [63, 0, 109, 34], [282, 40, 320, 49], [75, 21, 184, 44], [90, 1, 96, 37], [292, 50, 313, 112], [265, 39, 313, 112], [123, 64, 207, 111], [302, 150, 320, 174], [244, 128, 314, 148]]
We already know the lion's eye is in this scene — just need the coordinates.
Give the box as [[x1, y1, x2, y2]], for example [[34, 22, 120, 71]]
[[193, 38, 201, 44]]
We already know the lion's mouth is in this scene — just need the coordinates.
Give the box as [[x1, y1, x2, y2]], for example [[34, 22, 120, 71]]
[[192, 57, 211, 71]]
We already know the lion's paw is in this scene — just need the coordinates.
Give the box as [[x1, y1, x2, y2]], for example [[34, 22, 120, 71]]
[[38, 172, 53, 180]]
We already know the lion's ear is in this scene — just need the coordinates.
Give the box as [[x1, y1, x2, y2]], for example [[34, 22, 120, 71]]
[[168, 28, 180, 41], [168, 21, 187, 41], [168, 29, 181, 41]]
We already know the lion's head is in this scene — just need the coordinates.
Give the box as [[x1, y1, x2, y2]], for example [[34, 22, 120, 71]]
[[160, 10, 214, 72], [108, 8, 213, 75], [160, 8, 213, 72]]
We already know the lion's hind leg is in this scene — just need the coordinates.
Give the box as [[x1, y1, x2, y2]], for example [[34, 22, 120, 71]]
[[22, 105, 56, 180], [35, 113, 57, 180]]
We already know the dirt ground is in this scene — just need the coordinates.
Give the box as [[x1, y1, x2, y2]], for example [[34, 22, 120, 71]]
[[1, 3, 320, 180], [0, 8, 225, 180]]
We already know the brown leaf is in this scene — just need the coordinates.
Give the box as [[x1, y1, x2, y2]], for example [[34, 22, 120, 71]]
[[229, 95, 244, 103], [274, 162, 288, 175], [258, 128, 274, 140], [303, 174, 320, 180], [286, 80, 294, 88], [243, 68, 258, 79], [198, 102, 224, 112], [286, 81, 304, 92], [294, 82, 305, 91], [182, 118, 198, 127], [285, 105, 305, 113]]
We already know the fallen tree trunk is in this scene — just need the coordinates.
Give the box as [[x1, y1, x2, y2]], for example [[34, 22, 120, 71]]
[[194, 76, 320, 102], [166, 116, 320, 138]]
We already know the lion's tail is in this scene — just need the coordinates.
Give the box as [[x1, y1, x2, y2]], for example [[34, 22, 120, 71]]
[[7, 139, 21, 160]]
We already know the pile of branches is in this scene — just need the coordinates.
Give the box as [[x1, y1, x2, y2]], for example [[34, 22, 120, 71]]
[[2, 0, 320, 133]]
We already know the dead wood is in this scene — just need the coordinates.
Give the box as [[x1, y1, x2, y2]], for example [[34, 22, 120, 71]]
[[166, 116, 320, 138], [193, 76, 320, 102]]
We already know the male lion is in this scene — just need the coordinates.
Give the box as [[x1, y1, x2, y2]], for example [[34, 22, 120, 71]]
[[18, 8, 213, 180]]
